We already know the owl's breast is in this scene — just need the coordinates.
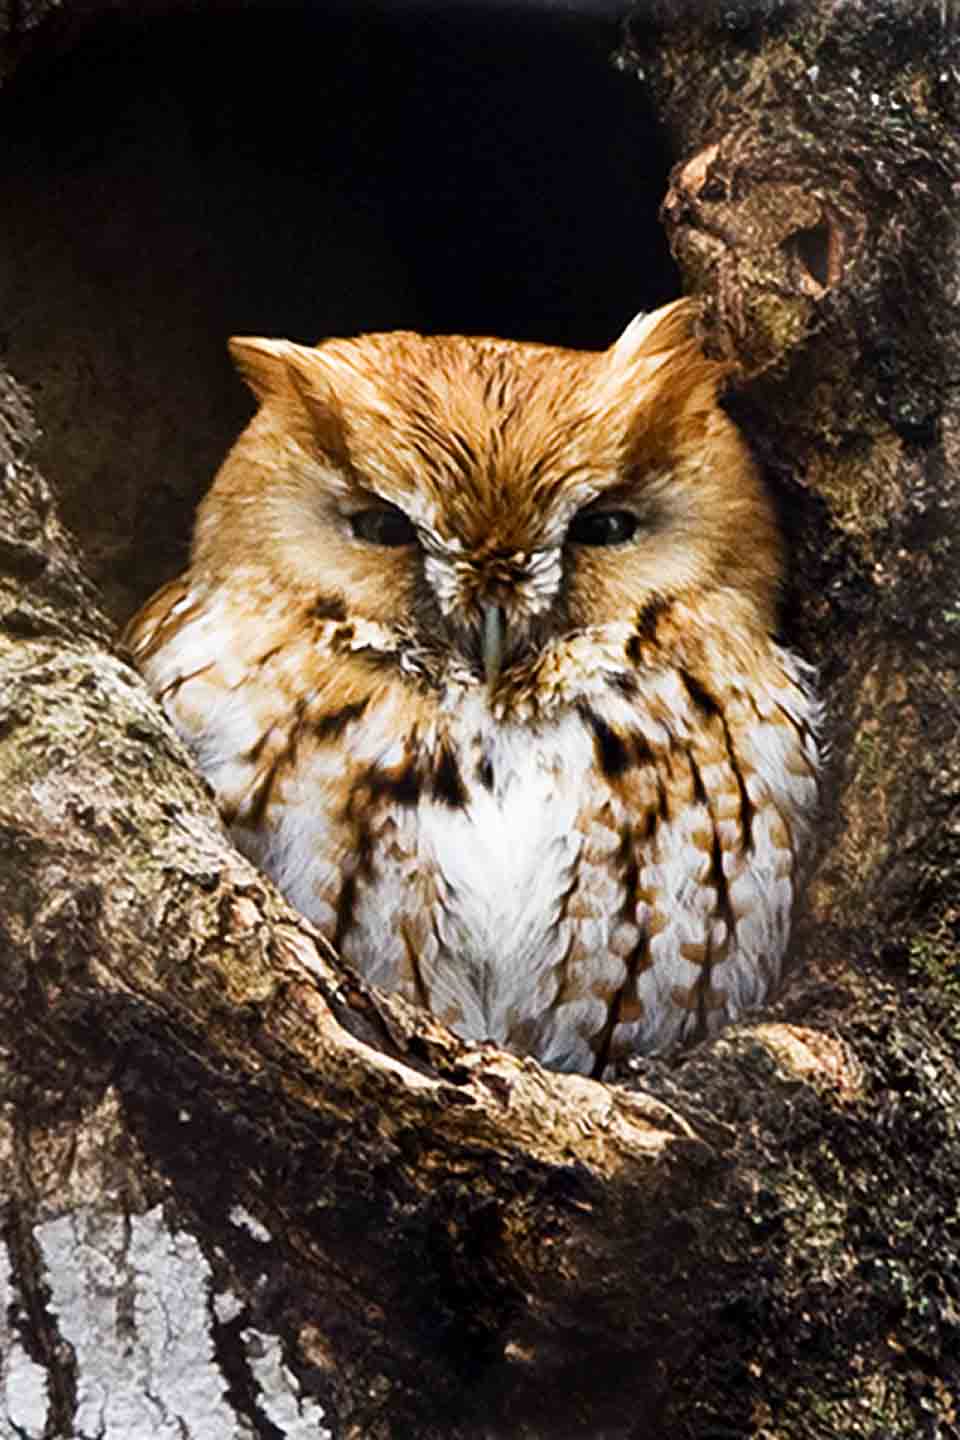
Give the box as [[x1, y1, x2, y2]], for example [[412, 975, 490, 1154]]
[[147, 602, 820, 1075], [244, 698, 621, 1073]]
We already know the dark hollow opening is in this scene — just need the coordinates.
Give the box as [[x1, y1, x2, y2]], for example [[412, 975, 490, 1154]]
[[787, 221, 833, 291], [0, 2, 677, 621]]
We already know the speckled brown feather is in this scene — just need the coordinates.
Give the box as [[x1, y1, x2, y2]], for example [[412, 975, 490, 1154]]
[[125, 300, 821, 1075]]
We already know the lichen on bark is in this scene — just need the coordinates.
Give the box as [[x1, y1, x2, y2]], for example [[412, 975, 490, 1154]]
[[0, 2, 958, 1437]]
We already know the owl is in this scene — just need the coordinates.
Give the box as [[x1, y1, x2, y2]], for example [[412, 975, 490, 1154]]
[[125, 299, 821, 1077]]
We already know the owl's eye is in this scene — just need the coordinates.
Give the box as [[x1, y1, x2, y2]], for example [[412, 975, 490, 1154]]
[[349, 507, 418, 547], [568, 508, 639, 546]]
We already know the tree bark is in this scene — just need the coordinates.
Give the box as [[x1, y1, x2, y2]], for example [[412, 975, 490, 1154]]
[[1, 3, 959, 1438]]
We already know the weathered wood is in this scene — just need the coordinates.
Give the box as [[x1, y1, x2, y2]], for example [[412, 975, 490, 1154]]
[[1, 2, 959, 1436]]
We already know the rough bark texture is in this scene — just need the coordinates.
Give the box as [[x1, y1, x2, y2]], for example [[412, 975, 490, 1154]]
[[1, 2, 959, 1438]]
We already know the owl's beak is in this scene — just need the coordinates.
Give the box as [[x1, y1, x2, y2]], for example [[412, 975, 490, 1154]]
[[481, 603, 506, 689]]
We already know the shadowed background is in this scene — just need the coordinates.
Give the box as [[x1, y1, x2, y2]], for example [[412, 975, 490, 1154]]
[[0, 0, 677, 618]]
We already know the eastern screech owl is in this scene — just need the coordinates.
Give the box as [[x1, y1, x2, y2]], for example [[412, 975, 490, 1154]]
[[125, 299, 821, 1077]]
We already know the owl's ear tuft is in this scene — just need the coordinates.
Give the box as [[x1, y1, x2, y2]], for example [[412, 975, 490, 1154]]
[[229, 336, 303, 404], [229, 337, 351, 465], [282, 350, 352, 468], [609, 298, 699, 370], [608, 298, 732, 427]]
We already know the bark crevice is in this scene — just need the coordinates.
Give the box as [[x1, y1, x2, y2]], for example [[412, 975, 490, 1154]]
[[0, 3, 958, 1436]]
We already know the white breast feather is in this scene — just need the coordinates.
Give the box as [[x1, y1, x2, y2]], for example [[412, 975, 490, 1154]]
[[144, 605, 821, 1073]]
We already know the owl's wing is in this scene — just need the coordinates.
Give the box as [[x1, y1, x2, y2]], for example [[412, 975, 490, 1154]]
[[573, 656, 819, 1074], [124, 576, 379, 870], [123, 576, 277, 821], [122, 575, 195, 666]]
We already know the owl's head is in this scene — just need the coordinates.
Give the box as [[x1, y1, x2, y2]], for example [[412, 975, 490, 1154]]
[[193, 300, 781, 688]]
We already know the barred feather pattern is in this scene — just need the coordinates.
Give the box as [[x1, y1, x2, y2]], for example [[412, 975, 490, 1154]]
[[126, 300, 821, 1077]]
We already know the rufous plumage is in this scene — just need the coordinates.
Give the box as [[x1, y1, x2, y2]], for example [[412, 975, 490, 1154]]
[[126, 300, 821, 1076]]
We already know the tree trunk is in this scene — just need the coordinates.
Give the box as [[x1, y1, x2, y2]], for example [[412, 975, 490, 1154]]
[[1, 3, 958, 1437]]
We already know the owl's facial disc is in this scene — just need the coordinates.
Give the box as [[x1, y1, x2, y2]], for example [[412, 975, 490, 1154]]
[[422, 543, 565, 686]]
